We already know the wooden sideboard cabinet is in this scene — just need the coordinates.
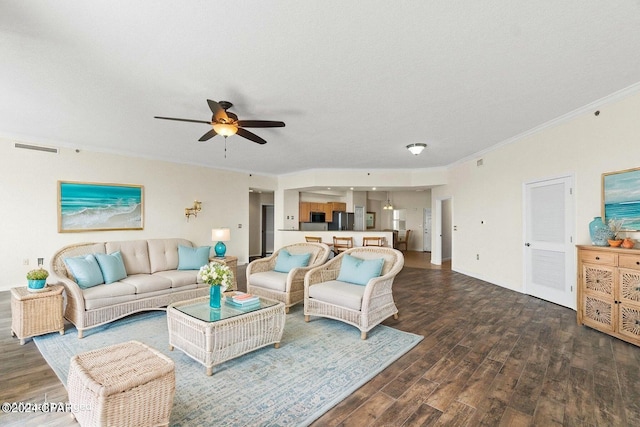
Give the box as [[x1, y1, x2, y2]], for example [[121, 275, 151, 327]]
[[577, 245, 640, 346]]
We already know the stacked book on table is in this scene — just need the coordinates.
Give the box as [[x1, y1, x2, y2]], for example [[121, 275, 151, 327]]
[[226, 292, 261, 309]]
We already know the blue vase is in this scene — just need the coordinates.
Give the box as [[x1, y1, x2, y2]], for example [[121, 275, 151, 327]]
[[589, 217, 612, 246], [209, 285, 221, 309], [27, 279, 46, 290]]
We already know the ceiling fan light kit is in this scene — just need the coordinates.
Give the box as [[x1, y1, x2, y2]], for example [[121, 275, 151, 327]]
[[406, 143, 427, 155], [212, 122, 238, 137]]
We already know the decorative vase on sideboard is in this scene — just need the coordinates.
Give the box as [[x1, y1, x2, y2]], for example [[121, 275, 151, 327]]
[[589, 216, 613, 246], [209, 285, 221, 309], [622, 238, 636, 249]]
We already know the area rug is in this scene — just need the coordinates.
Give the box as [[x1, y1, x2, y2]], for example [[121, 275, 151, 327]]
[[34, 305, 422, 426]]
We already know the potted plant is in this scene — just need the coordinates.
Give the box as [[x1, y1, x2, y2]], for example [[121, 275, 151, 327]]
[[607, 218, 625, 247], [26, 267, 49, 291], [198, 262, 234, 308]]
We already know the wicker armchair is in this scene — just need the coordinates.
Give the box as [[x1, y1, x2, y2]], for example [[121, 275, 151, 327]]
[[246, 242, 331, 313], [304, 247, 404, 339]]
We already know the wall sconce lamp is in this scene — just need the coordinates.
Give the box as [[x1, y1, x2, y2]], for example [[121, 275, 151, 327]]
[[185, 200, 202, 220], [212, 228, 231, 257]]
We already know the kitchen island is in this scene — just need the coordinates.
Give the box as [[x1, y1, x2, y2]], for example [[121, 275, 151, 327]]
[[277, 230, 395, 248]]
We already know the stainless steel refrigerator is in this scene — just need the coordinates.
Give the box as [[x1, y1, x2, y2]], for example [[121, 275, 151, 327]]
[[328, 211, 354, 230]]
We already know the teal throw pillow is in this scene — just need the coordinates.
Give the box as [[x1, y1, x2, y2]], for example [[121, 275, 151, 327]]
[[274, 249, 311, 273], [178, 245, 211, 270], [337, 254, 385, 286], [64, 254, 105, 289], [94, 251, 127, 284]]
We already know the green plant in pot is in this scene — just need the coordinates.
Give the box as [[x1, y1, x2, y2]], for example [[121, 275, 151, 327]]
[[26, 267, 49, 290]]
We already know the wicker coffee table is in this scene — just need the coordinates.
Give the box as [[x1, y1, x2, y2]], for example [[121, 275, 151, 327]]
[[167, 296, 286, 375]]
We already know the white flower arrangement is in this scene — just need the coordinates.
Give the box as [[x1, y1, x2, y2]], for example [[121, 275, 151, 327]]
[[198, 262, 234, 291]]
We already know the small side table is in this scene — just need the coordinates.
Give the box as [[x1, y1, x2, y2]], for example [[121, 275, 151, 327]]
[[11, 285, 64, 345], [209, 255, 238, 291]]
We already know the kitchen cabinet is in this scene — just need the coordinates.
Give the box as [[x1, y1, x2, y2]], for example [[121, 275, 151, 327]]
[[300, 201, 348, 223], [309, 202, 324, 212], [299, 202, 311, 223], [323, 203, 332, 219], [577, 245, 640, 346], [327, 202, 346, 214]]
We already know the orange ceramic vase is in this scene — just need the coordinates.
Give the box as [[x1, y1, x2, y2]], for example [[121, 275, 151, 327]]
[[622, 238, 635, 249]]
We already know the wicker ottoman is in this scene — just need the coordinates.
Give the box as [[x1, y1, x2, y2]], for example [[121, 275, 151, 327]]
[[67, 340, 175, 427]]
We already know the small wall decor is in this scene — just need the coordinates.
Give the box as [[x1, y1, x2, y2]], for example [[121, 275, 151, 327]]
[[602, 167, 640, 232], [58, 181, 144, 232], [366, 212, 376, 229]]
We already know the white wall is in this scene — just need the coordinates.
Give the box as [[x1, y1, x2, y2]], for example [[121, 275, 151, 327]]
[[432, 88, 640, 292], [0, 141, 273, 292], [384, 190, 432, 251]]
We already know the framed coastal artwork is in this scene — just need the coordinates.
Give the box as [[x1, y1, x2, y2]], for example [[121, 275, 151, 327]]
[[58, 181, 144, 232], [602, 167, 640, 232]]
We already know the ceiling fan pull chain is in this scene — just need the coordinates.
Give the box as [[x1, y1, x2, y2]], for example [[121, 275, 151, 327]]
[[224, 136, 227, 158]]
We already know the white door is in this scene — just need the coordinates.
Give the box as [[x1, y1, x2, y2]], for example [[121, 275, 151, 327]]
[[524, 175, 574, 309], [354, 206, 365, 231], [262, 205, 274, 256], [423, 208, 432, 252]]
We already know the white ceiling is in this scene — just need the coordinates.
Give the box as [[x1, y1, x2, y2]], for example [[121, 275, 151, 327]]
[[2, 1, 640, 176]]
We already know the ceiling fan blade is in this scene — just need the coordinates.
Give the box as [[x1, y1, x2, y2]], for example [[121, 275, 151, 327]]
[[207, 100, 228, 122], [237, 120, 285, 128], [154, 116, 211, 124], [198, 129, 217, 141], [237, 128, 267, 145]]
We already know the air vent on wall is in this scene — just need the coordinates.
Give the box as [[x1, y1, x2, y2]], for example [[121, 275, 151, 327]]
[[14, 142, 58, 154]]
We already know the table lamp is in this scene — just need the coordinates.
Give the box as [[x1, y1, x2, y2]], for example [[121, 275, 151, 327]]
[[212, 228, 231, 257]]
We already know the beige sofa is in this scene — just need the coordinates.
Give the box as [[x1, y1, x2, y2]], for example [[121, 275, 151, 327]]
[[50, 238, 210, 338]]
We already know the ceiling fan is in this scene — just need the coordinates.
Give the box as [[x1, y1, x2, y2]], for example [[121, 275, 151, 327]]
[[154, 99, 285, 145]]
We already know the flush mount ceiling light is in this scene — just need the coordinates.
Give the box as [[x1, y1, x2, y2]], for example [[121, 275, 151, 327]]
[[406, 143, 427, 155]]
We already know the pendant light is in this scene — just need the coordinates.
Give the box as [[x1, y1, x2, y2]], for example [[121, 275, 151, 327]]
[[383, 192, 394, 210]]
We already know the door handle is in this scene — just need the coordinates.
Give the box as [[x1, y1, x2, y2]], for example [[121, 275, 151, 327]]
[[525, 243, 531, 247]]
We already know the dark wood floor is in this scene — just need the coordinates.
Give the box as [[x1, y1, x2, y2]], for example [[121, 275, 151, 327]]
[[2, 252, 639, 426]]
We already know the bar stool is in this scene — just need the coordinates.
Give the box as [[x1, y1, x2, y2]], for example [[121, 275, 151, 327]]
[[362, 236, 384, 247], [396, 230, 411, 251], [305, 236, 322, 243], [332, 236, 353, 255]]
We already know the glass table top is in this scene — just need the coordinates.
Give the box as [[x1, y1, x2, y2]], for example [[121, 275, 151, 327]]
[[174, 296, 279, 323]]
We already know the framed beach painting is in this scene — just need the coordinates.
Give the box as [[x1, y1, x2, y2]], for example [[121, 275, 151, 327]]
[[602, 167, 640, 232], [58, 181, 144, 232]]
